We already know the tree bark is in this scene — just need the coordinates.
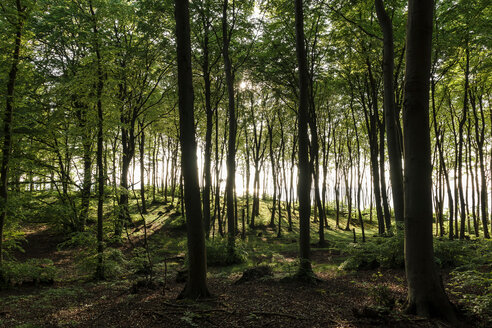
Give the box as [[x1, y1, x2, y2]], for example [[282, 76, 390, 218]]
[[222, 0, 237, 257], [139, 121, 148, 214], [295, 0, 313, 276], [88, 0, 105, 280], [403, 0, 457, 321], [0, 0, 25, 267], [175, 0, 210, 299], [471, 87, 490, 238], [374, 0, 404, 227]]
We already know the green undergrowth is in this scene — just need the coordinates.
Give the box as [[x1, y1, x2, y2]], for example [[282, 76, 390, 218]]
[[5, 191, 492, 326], [338, 234, 405, 271], [0, 258, 57, 288]]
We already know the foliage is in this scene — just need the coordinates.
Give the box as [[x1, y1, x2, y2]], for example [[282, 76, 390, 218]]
[[77, 248, 127, 279], [57, 231, 96, 250], [129, 247, 152, 276], [449, 268, 492, 326], [205, 239, 248, 266], [0, 259, 56, 287], [433, 239, 491, 268], [338, 234, 404, 271], [1, 229, 26, 260], [368, 283, 395, 309]]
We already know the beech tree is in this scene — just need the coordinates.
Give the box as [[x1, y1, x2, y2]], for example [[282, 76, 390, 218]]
[[174, 0, 210, 299], [295, 0, 313, 278], [0, 0, 28, 268], [402, 0, 457, 321]]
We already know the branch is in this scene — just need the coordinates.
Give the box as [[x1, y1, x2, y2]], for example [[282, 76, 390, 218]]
[[325, 4, 382, 41]]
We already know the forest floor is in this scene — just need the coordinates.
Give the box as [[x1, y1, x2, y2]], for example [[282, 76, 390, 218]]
[[0, 199, 486, 328]]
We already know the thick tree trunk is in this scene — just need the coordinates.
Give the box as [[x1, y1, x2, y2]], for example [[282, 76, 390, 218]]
[[403, 0, 457, 321], [175, 0, 210, 299]]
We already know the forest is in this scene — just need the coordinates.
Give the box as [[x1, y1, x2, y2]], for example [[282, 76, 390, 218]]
[[0, 0, 491, 327]]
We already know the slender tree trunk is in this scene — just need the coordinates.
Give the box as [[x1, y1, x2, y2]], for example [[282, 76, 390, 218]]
[[244, 125, 251, 226], [267, 119, 277, 227], [175, 0, 210, 299], [79, 139, 92, 232], [471, 88, 490, 238], [117, 127, 134, 236], [458, 41, 469, 239], [222, 0, 237, 256], [89, 0, 105, 280], [152, 135, 157, 203], [200, 6, 213, 238], [375, 0, 404, 227], [378, 117, 392, 232], [139, 122, 147, 214], [295, 0, 313, 276], [0, 0, 25, 267]]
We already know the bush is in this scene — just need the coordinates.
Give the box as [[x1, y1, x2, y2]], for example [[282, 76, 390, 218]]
[[1, 230, 26, 261], [369, 284, 395, 309], [57, 231, 96, 250], [338, 234, 404, 271], [1, 258, 57, 287], [205, 239, 248, 266], [77, 248, 127, 279], [434, 239, 491, 269], [129, 247, 152, 277]]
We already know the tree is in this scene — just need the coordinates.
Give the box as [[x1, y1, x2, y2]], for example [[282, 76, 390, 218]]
[[222, 0, 237, 257], [374, 0, 404, 227], [0, 0, 28, 269], [174, 0, 210, 299], [294, 0, 313, 278], [402, 0, 457, 321], [88, 0, 105, 280]]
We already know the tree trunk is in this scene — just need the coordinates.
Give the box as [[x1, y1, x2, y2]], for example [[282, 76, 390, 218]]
[[88, 0, 105, 280], [295, 0, 313, 276], [200, 6, 213, 238], [378, 117, 392, 232], [471, 86, 490, 238], [375, 0, 404, 227], [175, 0, 210, 299], [222, 0, 237, 257], [267, 119, 277, 228], [139, 122, 148, 214], [403, 0, 457, 321], [79, 138, 92, 232], [458, 41, 469, 239], [0, 0, 25, 267]]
